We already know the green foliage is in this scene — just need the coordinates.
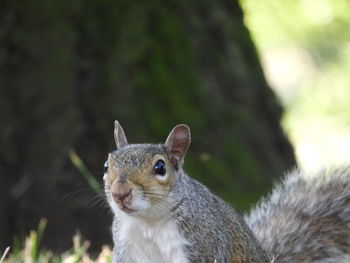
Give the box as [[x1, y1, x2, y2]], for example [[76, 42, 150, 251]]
[[240, 0, 350, 169]]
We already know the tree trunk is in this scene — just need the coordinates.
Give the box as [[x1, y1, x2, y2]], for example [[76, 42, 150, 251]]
[[0, 0, 295, 252]]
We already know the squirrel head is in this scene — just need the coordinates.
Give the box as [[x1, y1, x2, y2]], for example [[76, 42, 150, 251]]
[[104, 121, 191, 219]]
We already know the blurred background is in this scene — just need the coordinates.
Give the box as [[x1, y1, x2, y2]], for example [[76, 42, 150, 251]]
[[0, 0, 349, 257], [241, 0, 350, 171]]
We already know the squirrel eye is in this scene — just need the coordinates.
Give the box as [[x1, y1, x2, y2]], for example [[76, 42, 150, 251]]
[[104, 161, 108, 173], [154, 160, 166, 176]]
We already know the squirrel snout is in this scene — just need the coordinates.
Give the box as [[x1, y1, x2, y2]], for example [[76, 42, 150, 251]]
[[112, 184, 132, 204]]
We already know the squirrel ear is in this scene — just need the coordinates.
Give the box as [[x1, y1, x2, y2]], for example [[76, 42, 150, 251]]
[[164, 124, 191, 169], [114, 120, 128, 149]]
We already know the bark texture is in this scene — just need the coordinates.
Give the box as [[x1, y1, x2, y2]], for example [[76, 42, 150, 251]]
[[0, 0, 295, 251]]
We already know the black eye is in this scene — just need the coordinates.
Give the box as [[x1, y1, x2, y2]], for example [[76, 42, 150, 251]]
[[104, 161, 108, 173], [154, 160, 166, 176]]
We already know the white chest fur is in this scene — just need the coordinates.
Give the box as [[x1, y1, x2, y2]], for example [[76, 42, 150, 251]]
[[114, 214, 189, 263]]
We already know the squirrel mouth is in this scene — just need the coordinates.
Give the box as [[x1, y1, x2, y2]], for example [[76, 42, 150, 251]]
[[121, 205, 136, 214]]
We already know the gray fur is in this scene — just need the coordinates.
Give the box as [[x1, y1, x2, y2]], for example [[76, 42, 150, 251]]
[[245, 167, 350, 263], [107, 122, 350, 263], [172, 168, 271, 262], [107, 143, 270, 263], [110, 144, 165, 169]]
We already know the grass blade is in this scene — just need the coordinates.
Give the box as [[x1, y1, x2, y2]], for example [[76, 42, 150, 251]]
[[69, 149, 102, 194], [0, 247, 10, 263]]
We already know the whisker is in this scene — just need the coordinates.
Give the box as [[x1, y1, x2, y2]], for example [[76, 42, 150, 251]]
[[144, 195, 174, 210], [57, 188, 88, 203], [90, 194, 108, 208]]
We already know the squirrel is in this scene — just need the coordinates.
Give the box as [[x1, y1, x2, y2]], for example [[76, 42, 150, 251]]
[[245, 167, 350, 263], [104, 121, 350, 263]]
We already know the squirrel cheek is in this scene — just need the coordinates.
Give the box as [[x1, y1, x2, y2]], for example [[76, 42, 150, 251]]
[[155, 173, 168, 184], [104, 175, 113, 186], [154, 175, 173, 193]]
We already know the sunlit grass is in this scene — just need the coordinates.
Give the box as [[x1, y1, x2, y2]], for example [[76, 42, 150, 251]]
[[0, 152, 111, 263], [0, 247, 10, 263], [1, 219, 111, 263]]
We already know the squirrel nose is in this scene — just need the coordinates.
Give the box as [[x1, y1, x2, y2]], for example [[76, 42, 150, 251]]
[[112, 185, 132, 203]]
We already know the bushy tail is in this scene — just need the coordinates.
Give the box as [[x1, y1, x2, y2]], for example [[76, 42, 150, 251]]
[[245, 167, 350, 263]]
